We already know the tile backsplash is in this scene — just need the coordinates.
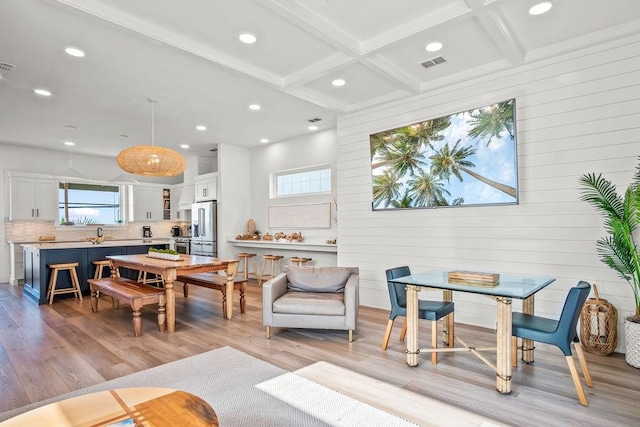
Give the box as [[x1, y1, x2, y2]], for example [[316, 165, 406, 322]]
[[4, 220, 179, 242]]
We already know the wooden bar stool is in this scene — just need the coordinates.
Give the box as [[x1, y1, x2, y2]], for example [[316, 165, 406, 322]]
[[237, 253, 258, 281], [93, 260, 120, 279], [137, 270, 164, 287], [289, 257, 312, 266], [258, 255, 283, 286], [47, 262, 83, 304]]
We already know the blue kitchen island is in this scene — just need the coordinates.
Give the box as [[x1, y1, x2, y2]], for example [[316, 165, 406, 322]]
[[21, 239, 171, 305]]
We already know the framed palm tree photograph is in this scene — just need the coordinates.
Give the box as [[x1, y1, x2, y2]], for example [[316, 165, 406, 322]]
[[369, 98, 518, 210]]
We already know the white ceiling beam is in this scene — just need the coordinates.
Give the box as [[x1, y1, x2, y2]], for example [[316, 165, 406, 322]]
[[361, 1, 472, 54], [360, 56, 421, 94], [283, 54, 356, 88], [254, 0, 362, 55], [465, 0, 524, 65]]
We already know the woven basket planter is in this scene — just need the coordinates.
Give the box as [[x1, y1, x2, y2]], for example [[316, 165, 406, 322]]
[[625, 318, 640, 368], [579, 285, 617, 355]]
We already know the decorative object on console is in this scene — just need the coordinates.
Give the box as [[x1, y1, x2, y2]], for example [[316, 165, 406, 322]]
[[116, 99, 186, 177], [262, 233, 273, 241], [274, 231, 303, 242], [236, 219, 262, 240]]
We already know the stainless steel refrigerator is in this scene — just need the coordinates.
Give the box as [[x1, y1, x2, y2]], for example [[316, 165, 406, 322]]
[[191, 201, 217, 257]]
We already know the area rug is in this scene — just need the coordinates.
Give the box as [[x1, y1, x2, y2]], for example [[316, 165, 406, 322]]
[[0, 346, 415, 426]]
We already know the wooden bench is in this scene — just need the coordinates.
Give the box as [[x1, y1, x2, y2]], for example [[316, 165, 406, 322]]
[[88, 277, 166, 337], [177, 273, 247, 319]]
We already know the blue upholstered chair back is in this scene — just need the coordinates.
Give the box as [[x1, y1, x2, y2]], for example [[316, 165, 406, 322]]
[[555, 280, 591, 355], [385, 266, 411, 319]]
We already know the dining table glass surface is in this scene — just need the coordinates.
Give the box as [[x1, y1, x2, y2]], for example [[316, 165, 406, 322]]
[[391, 268, 556, 299]]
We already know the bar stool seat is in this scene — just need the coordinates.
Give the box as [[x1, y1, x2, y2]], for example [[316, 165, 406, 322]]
[[259, 255, 283, 286], [237, 253, 258, 281], [92, 260, 120, 279], [289, 257, 312, 266], [47, 262, 83, 304]]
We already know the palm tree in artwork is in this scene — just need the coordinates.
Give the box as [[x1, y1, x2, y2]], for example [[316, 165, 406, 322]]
[[370, 117, 451, 173], [391, 191, 414, 209], [373, 170, 401, 208], [407, 169, 450, 207], [371, 138, 428, 177], [430, 139, 517, 198], [466, 100, 514, 146]]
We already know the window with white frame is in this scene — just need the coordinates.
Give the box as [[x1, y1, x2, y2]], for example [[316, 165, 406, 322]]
[[273, 166, 331, 197]]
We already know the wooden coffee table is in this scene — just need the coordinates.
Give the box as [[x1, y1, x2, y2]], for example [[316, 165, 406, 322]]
[[0, 387, 218, 426]]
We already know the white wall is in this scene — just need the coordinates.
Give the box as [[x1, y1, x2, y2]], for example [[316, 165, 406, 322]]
[[247, 129, 338, 266], [336, 33, 640, 351], [217, 143, 250, 258]]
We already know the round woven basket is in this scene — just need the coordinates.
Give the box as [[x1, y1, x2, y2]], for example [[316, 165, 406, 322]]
[[579, 284, 618, 355]]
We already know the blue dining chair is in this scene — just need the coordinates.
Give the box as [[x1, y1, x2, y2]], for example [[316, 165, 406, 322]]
[[511, 280, 594, 406], [383, 266, 455, 364]]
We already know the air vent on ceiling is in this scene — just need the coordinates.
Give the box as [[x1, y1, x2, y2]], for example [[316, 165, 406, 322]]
[[0, 62, 15, 73], [421, 56, 447, 69], [307, 117, 322, 123]]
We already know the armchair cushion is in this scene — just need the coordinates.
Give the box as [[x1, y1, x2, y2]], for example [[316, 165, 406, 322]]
[[273, 292, 345, 316], [286, 266, 351, 293]]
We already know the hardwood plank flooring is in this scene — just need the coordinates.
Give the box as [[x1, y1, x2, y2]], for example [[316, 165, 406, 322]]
[[1, 282, 639, 425]]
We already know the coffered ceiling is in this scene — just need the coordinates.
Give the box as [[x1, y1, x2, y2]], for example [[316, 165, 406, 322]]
[[1, 0, 639, 158]]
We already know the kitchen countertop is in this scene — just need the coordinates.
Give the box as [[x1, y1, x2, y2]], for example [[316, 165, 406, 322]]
[[227, 237, 337, 253], [18, 238, 173, 250]]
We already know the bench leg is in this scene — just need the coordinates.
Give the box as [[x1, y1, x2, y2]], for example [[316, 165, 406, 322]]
[[112, 297, 120, 309], [183, 283, 189, 297], [221, 290, 227, 319], [158, 294, 166, 332], [91, 289, 99, 312], [240, 285, 246, 314], [132, 300, 143, 337]]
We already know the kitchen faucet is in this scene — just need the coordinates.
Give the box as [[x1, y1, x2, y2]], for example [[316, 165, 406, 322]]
[[97, 227, 103, 238]]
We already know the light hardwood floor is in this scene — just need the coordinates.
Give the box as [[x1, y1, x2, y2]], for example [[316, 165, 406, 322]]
[[1, 282, 639, 426]]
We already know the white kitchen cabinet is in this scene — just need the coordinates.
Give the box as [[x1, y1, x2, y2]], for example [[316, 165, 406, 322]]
[[195, 173, 218, 201], [131, 185, 164, 221], [9, 176, 58, 221]]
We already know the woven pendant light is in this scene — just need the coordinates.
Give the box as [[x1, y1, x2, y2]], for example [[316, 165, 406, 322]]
[[116, 99, 186, 177]]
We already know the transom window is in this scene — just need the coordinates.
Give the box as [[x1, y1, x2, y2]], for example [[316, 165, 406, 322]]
[[58, 182, 122, 225], [273, 166, 331, 197]]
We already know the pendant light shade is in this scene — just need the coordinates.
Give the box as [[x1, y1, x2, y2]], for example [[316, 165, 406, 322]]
[[116, 99, 186, 177]]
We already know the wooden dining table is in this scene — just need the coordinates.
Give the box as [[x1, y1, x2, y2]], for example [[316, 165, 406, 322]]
[[107, 254, 238, 333]]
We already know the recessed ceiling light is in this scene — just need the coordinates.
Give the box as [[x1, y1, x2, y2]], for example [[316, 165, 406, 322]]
[[65, 47, 85, 57], [196, 125, 207, 131], [64, 141, 75, 146], [529, 1, 553, 15], [425, 42, 443, 52], [260, 138, 269, 143], [332, 79, 346, 87], [249, 104, 261, 111], [239, 32, 257, 44], [34, 88, 51, 96], [308, 125, 318, 131], [180, 144, 190, 149]]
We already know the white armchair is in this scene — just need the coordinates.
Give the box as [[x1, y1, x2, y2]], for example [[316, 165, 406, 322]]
[[262, 266, 359, 341]]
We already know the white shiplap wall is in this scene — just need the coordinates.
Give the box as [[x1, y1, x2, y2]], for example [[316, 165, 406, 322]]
[[336, 33, 640, 351]]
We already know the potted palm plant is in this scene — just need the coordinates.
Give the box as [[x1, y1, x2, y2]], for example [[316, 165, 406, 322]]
[[580, 160, 640, 367]]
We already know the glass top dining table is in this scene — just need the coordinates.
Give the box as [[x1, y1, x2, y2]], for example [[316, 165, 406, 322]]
[[389, 268, 556, 395], [391, 268, 556, 299]]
